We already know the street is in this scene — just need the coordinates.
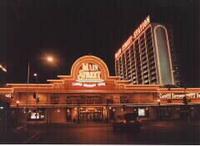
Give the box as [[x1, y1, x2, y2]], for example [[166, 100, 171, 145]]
[[1, 120, 199, 144]]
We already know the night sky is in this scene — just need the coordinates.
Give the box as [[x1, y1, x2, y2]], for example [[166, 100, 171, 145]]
[[0, 0, 199, 87]]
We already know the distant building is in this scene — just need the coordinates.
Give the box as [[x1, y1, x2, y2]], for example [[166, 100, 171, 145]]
[[115, 16, 175, 85]]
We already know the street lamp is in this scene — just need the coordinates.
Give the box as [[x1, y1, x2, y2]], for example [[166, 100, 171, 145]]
[[0, 64, 7, 72], [33, 73, 37, 77], [46, 56, 54, 63], [27, 55, 56, 83], [33, 73, 38, 83]]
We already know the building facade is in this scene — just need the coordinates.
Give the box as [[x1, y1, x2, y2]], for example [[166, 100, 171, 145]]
[[0, 55, 200, 124], [115, 16, 175, 85]]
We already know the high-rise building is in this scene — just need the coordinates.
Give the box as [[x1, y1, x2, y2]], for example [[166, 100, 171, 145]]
[[115, 16, 175, 85]]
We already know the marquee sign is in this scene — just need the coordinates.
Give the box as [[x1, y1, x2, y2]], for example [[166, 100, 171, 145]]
[[77, 63, 103, 83], [133, 16, 150, 38], [160, 93, 200, 99], [71, 56, 109, 88], [115, 16, 150, 59]]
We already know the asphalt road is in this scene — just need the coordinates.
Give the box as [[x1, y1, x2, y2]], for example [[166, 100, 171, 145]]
[[31, 120, 200, 144], [1, 120, 200, 144]]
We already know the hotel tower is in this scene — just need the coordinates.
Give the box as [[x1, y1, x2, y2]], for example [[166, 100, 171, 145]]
[[115, 16, 175, 85]]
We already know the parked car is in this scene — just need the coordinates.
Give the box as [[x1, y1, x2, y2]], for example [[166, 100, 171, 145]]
[[112, 112, 142, 132]]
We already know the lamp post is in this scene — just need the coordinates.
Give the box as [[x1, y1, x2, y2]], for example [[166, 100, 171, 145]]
[[26, 55, 55, 83], [27, 62, 30, 83]]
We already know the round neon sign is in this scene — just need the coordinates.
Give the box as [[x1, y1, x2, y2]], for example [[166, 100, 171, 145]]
[[71, 55, 110, 87]]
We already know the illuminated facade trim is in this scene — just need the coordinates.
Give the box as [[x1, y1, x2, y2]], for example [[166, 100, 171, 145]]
[[153, 25, 175, 85]]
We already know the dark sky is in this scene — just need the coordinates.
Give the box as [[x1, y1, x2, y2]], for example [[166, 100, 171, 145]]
[[0, 0, 199, 87]]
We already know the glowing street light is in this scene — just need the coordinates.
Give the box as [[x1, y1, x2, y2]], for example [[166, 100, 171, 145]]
[[33, 73, 38, 83], [33, 73, 38, 77], [0, 64, 7, 72], [27, 54, 56, 83], [46, 56, 54, 63]]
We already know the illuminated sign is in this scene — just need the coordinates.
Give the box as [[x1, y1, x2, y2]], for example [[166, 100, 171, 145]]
[[115, 48, 122, 59], [138, 108, 145, 116], [160, 93, 171, 99], [115, 36, 132, 59], [5, 93, 12, 98], [115, 16, 150, 59], [77, 63, 103, 82], [30, 112, 45, 120], [73, 63, 105, 88], [122, 36, 132, 51], [160, 93, 200, 99], [133, 16, 150, 39], [72, 82, 106, 88]]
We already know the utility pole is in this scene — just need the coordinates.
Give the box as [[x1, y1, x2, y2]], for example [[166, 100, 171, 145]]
[[27, 62, 30, 83]]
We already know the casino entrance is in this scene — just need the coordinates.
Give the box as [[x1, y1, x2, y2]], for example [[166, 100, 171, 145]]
[[79, 107, 103, 122], [65, 95, 111, 123], [67, 106, 108, 123]]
